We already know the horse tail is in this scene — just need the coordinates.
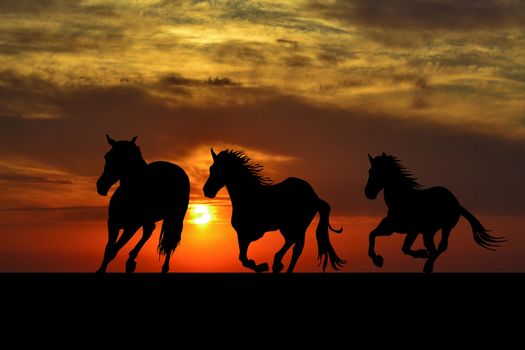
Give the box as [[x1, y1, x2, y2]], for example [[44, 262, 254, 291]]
[[158, 216, 183, 257], [459, 205, 506, 251], [158, 200, 190, 257], [316, 199, 346, 272]]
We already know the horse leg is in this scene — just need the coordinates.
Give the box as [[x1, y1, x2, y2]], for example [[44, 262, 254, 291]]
[[437, 228, 451, 256], [126, 223, 156, 274], [369, 218, 394, 268], [402, 232, 428, 259], [238, 237, 269, 273], [97, 221, 120, 274], [423, 232, 438, 273], [273, 240, 294, 274], [107, 224, 140, 272], [287, 239, 305, 273]]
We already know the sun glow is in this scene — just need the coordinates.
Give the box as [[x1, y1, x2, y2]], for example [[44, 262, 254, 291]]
[[192, 204, 212, 225]]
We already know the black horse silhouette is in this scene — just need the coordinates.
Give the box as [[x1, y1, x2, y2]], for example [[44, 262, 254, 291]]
[[96, 135, 190, 273], [365, 153, 505, 273], [203, 149, 346, 273]]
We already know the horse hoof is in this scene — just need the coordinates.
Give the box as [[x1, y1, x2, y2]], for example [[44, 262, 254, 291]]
[[415, 249, 429, 259], [125, 260, 137, 274], [424, 261, 434, 273], [372, 255, 384, 268], [255, 263, 269, 273], [272, 262, 284, 274]]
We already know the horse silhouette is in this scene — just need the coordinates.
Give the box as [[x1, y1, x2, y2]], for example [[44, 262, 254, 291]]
[[96, 135, 190, 273], [203, 149, 346, 273], [365, 153, 505, 273]]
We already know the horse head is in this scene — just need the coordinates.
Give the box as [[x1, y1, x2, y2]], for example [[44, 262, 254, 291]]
[[96, 134, 141, 196], [203, 148, 226, 198], [365, 153, 387, 200]]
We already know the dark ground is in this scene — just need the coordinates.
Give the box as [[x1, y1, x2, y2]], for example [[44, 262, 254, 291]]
[[1, 273, 521, 341]]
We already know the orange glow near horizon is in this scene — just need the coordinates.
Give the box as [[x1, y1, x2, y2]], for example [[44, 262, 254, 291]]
[[0, 203, 521, 273]]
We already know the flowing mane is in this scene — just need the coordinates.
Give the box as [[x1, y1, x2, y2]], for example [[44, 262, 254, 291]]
[[219, 149, 272, 186], [381, 154, 422, 190]]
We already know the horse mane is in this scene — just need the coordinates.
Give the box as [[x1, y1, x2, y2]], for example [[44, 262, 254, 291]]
[[382, 154, 422, 190], [219, 150, 273, 186]]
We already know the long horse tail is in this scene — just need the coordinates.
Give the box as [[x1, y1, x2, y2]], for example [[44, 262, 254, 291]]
[[316, 199, 346, 272], [459, 205, 506, 251], [158, 204, 189, 257]]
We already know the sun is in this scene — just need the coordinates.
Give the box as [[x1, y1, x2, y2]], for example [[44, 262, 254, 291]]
[[192, 204, 212, 225]]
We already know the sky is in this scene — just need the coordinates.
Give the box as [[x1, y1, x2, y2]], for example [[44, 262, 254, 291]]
[[0, 0, 524, 272]]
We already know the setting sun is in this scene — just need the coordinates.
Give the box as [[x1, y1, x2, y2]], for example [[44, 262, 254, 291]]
[[192, 204, 213, 225]]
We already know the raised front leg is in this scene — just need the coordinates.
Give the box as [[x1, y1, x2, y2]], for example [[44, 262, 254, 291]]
[[97, 221, 120, 274], [402, 232, 428, 259], [126, 223, 156, 273], [369, 218, 394, 268], [238, 237, 269, 273]]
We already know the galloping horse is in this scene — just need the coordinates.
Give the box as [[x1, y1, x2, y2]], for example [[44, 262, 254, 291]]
[[365, 153, 505, 273], [203, 149, 346, 273], [96, 135, 190, 273]]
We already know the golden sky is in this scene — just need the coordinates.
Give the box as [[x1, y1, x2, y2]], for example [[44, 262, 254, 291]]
[[0, 0, 524, 272]]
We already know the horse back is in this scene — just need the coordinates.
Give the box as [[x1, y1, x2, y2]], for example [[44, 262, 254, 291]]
[[108, 161, 190, 226], [388, 186, 461, 232]]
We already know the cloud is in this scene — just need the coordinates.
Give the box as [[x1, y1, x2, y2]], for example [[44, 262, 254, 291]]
[[310, 0, 525, 31], [0, 73, 524, 216], [207, 41, 267, 64], [285, 54, 312, 67], [0, 171, 73, 185], [276, 38, 299, 50], [161, 74, 240, 87]]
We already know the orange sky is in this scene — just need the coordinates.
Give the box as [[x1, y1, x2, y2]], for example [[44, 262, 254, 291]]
[[0, 0, 524, 272]]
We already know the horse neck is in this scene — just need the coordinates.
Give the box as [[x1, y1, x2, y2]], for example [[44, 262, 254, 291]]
[[119, 158, 148, 188], [383, 177, 416, 207], [225, 175, 260, 206]]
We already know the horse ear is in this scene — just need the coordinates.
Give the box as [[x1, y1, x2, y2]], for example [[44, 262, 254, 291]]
[[211, 148, 218, 161], [131, 136, 138, 144], [106, 134, 117, 146], [368, 154, 374, 164]]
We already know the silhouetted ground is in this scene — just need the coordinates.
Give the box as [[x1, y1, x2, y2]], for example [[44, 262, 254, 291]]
[[1, 273, 522, 339]]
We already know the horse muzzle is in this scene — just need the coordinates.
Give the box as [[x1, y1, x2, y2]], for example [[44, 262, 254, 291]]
[[203, 188, 216, 199], [96, 179, 111, 196], [203, 182, 217, 198], [365, 188, 378, 200]]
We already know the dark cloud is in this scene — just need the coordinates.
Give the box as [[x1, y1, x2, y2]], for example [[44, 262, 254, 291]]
[[206, 76, 240, 86], [0, 70, 64, 118], [0, 206, 106, 222], [411, 75, 431, 109], [316, 44, 357, 65], [161, 74, 240, 87], [0, 0, 116, 16], [310, 0, 525, 31], [207, 41, 267, 64], [1, 72, 524, 217], [285, 55, 312, 67], [220, 1, 346, 34], [276, 38, 299, 50], [0, 19, 126, 55], [0, 170, 73, 185]]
